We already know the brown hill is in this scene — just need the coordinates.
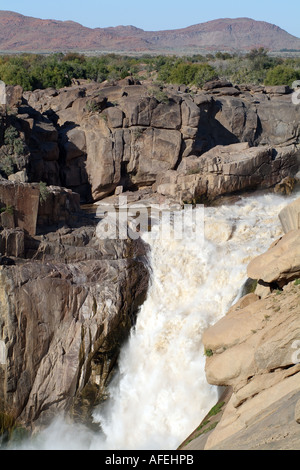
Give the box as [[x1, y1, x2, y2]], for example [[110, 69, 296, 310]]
[[0, 11, 300, 54]]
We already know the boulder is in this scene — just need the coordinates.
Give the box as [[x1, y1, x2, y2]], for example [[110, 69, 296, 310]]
[[128, 127, 182, 186], [279, 197, 300, 233], [255, 94, 300, 146], [202, 279, 300, 450], [81, 114, 120, 200], [151, 99, 182, 129], [8, 170, 28, 183], [265, 85, 291, 95], [0, 179, 40, 235], [0, 179, 83, 237], [48, 86, 86, 112], [274, 176, 298, 196], [0, 232, 149, 427], [213, 96, 258, 145], [27, 116, 61, 185], [0, 228, 25, 258], [102, 106, 125, 129], [209, 86, 241, 97], [181, 98, 200, 128], [155, 144, 298, 204], [202, 79, 233, 91], [5, 85, 23, 110], [37, 185, 81, 229], [247, 229, 300, 286], [60, 126, 87, 161]]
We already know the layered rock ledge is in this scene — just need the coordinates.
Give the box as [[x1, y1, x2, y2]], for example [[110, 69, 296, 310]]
[[3, 78, 299, 206]]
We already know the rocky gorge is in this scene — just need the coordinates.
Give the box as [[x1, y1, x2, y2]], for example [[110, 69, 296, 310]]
[[0, 76, 300, 448]]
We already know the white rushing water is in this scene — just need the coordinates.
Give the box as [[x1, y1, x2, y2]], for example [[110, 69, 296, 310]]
[[12, 190, 300, 450]]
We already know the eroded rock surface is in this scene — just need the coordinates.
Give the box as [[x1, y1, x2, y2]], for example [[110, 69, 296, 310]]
[[0, 180, 150, 431], [1, 79, 300, 442], [0, 236, 149, 428], [10, 79, 299, 204]]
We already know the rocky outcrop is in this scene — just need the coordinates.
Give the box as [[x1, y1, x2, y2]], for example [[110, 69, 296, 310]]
[[0, 179, 40, 235], [201, 282, 300, 450], [10, 79, 299, 205], [0, 179, 81, 238], [0, 180, 150, 431], [154, 144, 298, 203], [1, 79, 300, 441], [279, 197, 300, 233], [247, 229, 300, 287], [182, 197, 300, 450], [0, 234, 149, 428]]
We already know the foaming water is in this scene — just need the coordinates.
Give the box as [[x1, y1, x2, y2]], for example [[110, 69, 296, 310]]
[[10, 190, 300, 450]]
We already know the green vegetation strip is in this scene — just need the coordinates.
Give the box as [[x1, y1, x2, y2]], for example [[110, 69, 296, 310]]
[[0, 48, 299, 91]]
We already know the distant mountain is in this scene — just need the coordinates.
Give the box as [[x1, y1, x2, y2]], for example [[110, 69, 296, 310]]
[[0, 11, 300, 54]]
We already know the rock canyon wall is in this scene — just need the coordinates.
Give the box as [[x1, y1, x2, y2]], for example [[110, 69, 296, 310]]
[[0, 77, 299, 444], [14, 78, 300, 205]]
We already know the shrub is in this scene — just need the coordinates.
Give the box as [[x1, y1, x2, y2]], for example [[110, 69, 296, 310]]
[[265, 65, 300, 86], [4, 126, 25, 156], [39, 181, 50, 204], [0, 152, 15, 176], [204, 348, 213, 357], [0, 204, 14, 215], [168, 63, 218, 87], [146, 86, 169, 103], [0, 126, 27, 177]]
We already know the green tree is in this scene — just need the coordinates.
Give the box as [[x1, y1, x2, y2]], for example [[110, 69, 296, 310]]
[[246, 47, 269, 61], [0, 62, 34, 90], [167, 62, 217, 87], [265, 65, 300, 86]]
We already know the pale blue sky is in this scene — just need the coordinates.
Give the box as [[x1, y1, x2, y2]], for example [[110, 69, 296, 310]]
[[1, 0, 299, 37]]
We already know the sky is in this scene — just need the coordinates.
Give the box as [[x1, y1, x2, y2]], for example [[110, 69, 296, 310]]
[[0, 0, 299, 37]]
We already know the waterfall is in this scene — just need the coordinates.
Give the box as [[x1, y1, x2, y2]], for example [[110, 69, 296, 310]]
[[12, 190, 300, 450]]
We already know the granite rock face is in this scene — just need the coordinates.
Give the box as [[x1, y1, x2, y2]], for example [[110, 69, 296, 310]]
[[279, 197, 300, 233], [155, 144, 298, 203], [0, 179, 81, 238], [0, 179, 150, 430], [0, 179, 40, 236], [11, 79, 299, 204], [247, 229, 300, 287], [0, 235, 149, 427], [1, 79, 300, 440]]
